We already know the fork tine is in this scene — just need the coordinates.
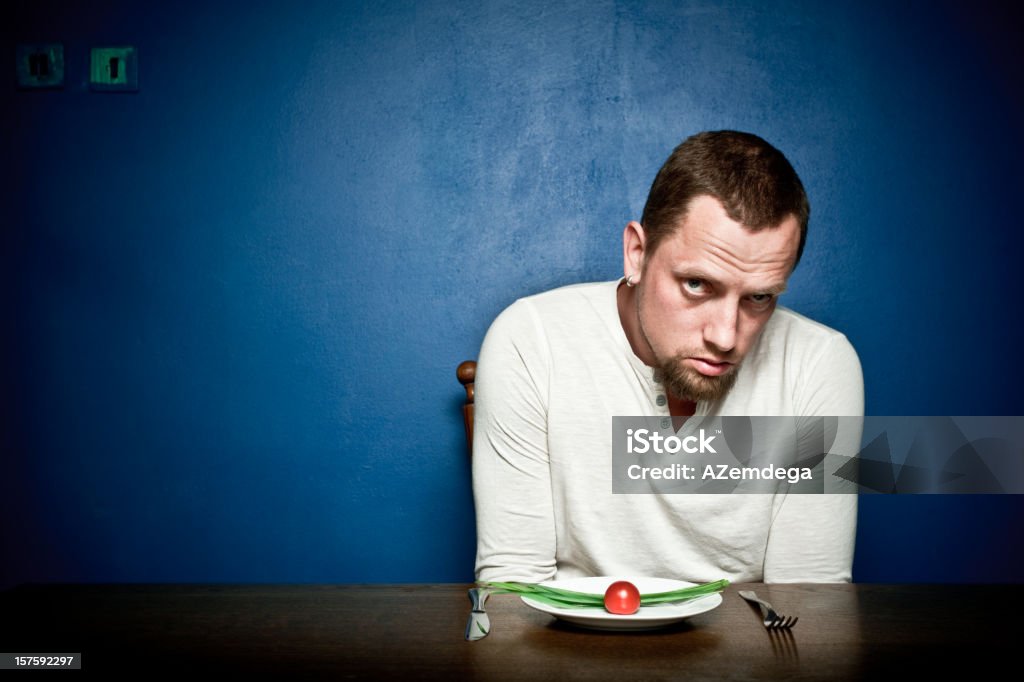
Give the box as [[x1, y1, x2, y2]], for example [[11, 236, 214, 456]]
[[768, 615, 797, 629]]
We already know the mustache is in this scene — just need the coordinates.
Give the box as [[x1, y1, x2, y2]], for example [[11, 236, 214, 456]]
[[672, 349, 739, 364]]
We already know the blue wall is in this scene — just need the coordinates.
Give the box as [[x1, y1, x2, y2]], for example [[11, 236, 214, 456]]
[[4, 0, 1022, 586]]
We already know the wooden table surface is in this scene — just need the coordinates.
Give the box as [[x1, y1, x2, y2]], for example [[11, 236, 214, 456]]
[[1, 582, 1019, 679]]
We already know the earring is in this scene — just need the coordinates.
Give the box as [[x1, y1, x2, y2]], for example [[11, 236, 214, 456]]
[[625, 274, 636, 287]]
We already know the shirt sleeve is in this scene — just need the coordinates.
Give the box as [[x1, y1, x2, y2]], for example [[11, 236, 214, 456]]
[[763, 334, 864, 583], [472, 300, 558, 583]]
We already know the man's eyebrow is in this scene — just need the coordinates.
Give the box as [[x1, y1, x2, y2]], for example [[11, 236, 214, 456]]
[[673, 268, 788, 296], [673, 268, 720, 284], [760, 282, 788, 296]]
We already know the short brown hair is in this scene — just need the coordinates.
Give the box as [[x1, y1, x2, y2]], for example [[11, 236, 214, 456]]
[[640, 131, 809, 266]]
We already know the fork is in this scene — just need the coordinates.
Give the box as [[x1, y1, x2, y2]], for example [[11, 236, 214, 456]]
[[738, 590, 799, 629]]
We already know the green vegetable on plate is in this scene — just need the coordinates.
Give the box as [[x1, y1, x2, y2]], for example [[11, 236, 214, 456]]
[[480, 578, 729, 610]]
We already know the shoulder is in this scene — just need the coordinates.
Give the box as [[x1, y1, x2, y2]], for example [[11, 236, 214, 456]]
[[514, 280, 616, 315], [763, 306, 850, 343], [485, 280, 616, 339], [753, 306, 863, 415], [476, 282, 618, 418], [757, 306, 860, 366], [478, 280, 623, 391]]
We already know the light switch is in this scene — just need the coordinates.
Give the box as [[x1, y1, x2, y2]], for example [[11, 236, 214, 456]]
[[90, 46, 138, 91], [16, 44, 65, 89]]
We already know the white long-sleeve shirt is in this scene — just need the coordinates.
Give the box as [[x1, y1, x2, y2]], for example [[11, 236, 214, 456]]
[[473, 280, 864, 584]]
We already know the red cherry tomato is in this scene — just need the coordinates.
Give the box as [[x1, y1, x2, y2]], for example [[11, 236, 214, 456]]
[[603, 580, 641, 615]]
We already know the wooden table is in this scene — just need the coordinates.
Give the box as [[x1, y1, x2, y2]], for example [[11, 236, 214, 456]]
[[1, 583, 1019, 678]]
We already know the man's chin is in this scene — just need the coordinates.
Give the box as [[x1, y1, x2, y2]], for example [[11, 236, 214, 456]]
[[664, 364, 738, 402]]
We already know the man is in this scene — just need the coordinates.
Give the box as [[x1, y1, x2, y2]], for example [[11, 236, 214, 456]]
[[472, 131, 863, 584]]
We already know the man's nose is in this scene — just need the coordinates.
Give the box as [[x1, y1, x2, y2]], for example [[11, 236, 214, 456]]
[[703, 300, 739, 354]]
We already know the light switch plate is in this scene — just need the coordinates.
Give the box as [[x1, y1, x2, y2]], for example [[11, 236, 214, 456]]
[[90, 46, 138, 91], [16, 44, 65, 89]]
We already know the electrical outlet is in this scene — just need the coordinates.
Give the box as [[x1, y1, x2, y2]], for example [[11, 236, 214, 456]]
[[90, 46, 138, 91], [16, 44, 65, 89]]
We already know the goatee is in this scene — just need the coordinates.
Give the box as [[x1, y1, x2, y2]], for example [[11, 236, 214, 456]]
[[661, 352, 739, 402]]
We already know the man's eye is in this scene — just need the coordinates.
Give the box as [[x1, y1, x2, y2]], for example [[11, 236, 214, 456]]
[[684, 279, 705, 293], [749, 293, 773, 306]]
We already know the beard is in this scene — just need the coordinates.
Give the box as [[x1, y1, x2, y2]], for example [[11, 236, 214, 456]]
[[659, 350, 739, 402]]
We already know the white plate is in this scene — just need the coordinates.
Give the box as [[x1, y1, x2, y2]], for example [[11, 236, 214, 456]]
[[520, 576, 723, 631]]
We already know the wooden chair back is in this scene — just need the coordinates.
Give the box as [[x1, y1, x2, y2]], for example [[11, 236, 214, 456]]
[[457, 361, 476, 456]]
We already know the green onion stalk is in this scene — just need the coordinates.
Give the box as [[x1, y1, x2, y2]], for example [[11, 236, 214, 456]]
[[480, 579, 729, 609]]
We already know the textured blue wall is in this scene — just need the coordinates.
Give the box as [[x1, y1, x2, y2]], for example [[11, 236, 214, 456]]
[[4, 0, 1022, 586]]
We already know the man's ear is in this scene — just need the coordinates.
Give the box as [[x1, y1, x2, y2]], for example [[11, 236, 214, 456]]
[[622, 221, 646, 283]]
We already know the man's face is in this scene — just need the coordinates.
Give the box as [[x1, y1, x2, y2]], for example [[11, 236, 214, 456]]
[[632, 195, 800, 402]]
